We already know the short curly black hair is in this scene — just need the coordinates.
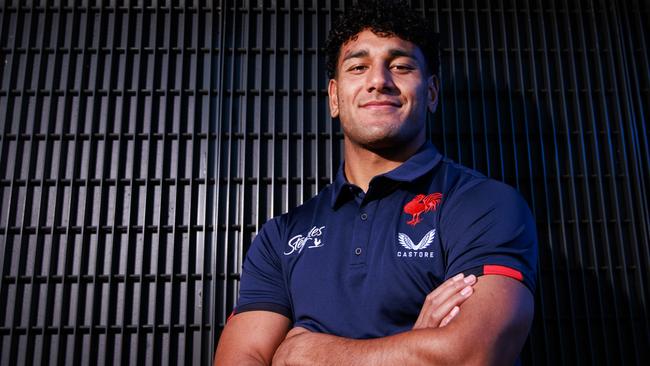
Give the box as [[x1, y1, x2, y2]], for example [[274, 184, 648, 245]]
[[325, 0, 439, 79]]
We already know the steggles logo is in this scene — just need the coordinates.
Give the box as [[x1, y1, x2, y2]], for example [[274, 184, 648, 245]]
[[284, 226, 325, 256], [396, 229, 435, 258]]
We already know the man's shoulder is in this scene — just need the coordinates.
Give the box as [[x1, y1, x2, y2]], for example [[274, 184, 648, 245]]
[[440, 158, 518, 195], [435, 157, 530, 214], [438, 156, 487, 181]]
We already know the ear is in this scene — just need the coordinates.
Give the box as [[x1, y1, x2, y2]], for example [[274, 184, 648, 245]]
[[328, 78, 340, 118], [427, 74, 439, 114]]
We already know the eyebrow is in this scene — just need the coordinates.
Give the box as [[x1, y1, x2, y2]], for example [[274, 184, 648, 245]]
[[341, 48, 416, 63], [388, 48, 415, 59], [341, 49, 369, 63]]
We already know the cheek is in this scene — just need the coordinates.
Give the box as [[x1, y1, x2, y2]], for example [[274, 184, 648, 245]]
[[407, 84, 429, 109], [339, 81, 362, 99], [337, 92, 356, 112]]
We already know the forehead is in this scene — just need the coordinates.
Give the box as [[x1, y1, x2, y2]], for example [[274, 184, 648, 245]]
[[338, 29, 424, 62]]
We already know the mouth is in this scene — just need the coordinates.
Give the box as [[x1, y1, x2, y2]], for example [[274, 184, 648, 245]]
[[360, 100, 402, 109]]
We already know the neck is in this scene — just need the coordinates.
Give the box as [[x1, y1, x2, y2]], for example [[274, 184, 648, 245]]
[[343, 137, 426, 192]]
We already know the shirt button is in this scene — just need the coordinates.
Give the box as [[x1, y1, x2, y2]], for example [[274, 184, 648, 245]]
[[355, 247, 362, 255], [360, 213, 368, 220]]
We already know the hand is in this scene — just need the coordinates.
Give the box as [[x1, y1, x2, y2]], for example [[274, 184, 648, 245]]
[[413, 273, 476, 329]]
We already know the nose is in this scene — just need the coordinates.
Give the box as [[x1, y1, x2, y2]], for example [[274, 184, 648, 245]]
[[366, 65, 395, 93]]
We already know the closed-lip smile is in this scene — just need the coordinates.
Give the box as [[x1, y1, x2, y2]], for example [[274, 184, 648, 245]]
[[360, 100, 402, 108]]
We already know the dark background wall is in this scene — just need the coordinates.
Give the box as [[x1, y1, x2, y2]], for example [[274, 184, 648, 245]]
[[0, 0, 648, 365]]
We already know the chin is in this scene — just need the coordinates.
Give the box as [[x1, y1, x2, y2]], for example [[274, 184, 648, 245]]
[[342, 118, 422, 149], [354, 127, 425, 153], [357, 135, 411, 151]]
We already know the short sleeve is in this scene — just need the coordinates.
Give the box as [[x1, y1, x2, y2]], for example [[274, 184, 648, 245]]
[[440, 179, 538, 294], [235, 218, 292, 319]]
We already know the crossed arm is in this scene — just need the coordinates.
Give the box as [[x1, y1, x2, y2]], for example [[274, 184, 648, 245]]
[[215, 274, 534, 365]]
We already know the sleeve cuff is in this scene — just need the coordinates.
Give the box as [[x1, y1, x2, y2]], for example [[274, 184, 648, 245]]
[[459, 264, 535, 294], [234, 302, 292, 320]]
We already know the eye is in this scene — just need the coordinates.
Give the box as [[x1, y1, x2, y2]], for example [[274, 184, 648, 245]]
[[346, 64, 368, 74], [390, 64, 415, 73]]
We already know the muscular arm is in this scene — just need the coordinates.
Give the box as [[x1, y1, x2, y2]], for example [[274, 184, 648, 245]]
[[214, 273, 473, 365], [214, 311, 291, 366], [273, 275, 534, 366]]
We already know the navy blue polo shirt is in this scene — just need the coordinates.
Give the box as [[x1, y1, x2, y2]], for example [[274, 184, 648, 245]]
[[235, 142, 537, 339]]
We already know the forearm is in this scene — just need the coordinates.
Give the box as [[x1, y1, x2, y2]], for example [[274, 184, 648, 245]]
[[273, 276, 533, 366], [273, 327, 469, 366]]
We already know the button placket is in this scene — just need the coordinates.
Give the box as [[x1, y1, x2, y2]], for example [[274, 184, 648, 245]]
[[349, 200, 378, 264]]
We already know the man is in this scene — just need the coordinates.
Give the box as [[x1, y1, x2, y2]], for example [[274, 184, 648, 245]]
[[215, 1, 537, 365]]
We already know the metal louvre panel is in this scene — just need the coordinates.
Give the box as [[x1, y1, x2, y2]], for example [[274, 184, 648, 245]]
[[0, 0, 647, 365]]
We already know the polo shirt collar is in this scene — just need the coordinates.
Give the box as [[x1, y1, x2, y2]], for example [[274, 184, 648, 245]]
[[330, 141, 442, 208]]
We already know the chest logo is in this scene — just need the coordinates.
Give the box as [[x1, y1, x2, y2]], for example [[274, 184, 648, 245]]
[[403, 193, 443, 226], [284, 226, 325, 256], [396, 229, 436, 258], [398, 229, 436, 250]]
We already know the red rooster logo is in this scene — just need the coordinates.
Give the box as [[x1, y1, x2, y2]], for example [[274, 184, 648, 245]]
[[403, 193, 443, 226]]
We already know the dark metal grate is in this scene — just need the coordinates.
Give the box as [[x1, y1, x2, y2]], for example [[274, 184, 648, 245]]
[[0, 0, 648, 365]]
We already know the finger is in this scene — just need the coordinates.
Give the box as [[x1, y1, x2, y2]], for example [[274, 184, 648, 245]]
[[416, 281, 475, 329], [424, 274, 475, 316], [439, 306, 460, 327], [414, 274, 462, 328], [414, 274, 473, 329], [430, 274, 476, 303], [426, 285, 473, 326]]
